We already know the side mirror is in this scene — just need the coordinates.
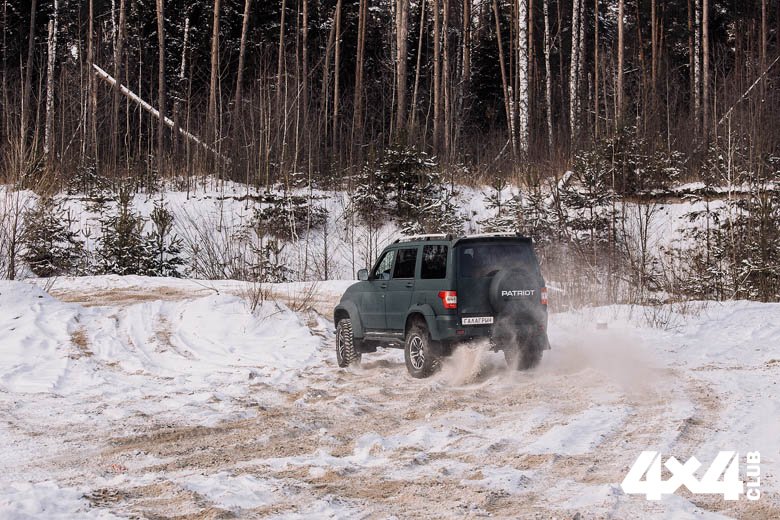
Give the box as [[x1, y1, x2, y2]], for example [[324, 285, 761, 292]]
[[357, 269, 369, 281]]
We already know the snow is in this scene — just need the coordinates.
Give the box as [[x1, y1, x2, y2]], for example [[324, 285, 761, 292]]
[[177, 472, 280, 510], [0, 481, 121, 520], [0, 277, 779, 518], [525, 404, 631, 455]]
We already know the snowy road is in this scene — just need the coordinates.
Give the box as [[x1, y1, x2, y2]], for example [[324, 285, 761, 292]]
[[1, 276, 779, 519]]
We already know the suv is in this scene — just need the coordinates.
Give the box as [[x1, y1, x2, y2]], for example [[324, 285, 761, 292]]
[[333, 233, 550, 378]]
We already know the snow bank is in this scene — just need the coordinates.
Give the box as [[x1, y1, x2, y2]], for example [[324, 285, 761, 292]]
[[0, 278, 321, 400]]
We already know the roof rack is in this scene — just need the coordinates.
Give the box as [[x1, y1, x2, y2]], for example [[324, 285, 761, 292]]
[[453, 232, 532, 244], [393, 233, 451, 244], [463, 232, 521, 239]]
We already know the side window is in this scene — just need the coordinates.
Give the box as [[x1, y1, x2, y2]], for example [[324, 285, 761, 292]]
[[392, 248, 418, 279], [421, 245, 448, 279], [371, 250, 395, 280]]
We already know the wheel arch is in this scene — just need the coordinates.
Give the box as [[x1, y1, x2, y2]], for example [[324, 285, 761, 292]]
[[404, 305, 440, 340], [333, 302, 365, 339]]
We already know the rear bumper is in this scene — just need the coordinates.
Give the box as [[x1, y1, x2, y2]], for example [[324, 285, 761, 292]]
[[434, 314, 549, 349]]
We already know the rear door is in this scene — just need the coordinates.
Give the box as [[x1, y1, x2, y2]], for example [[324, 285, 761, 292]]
[[456, 239, 544, 321], [385, 247, 420, 331], [361, 249, 395, 330]]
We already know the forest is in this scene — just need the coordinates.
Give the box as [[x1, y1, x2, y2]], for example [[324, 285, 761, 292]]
[[1, 0, 779, 302]]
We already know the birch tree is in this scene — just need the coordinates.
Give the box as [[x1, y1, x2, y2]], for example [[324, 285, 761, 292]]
[[617, 0, 624, 123], [156, 0, 165, 175], [702, 0, 710, 137], [694, 0, 701, 134], [543, 0, 553, 150], [517, 0, 529, 152], [433, 0, 441, 152], [570, 0, 582, 136], [44, 0, 59, 169]]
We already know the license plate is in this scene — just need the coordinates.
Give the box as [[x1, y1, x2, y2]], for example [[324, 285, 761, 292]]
[[462, 316, 494, 325]]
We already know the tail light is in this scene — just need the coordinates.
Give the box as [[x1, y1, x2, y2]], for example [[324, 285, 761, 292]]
[[438, 291, 458, 310], [540, 287, 548, 305]]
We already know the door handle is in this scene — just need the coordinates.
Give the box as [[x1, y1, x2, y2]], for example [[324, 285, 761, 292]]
[[380, 283, 388, 289], [405, 282, 414, 288]]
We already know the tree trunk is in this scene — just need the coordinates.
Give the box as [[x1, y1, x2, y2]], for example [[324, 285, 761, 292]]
[[528, 0, 534, 115], [209, 0, 221, 129], [333, 0, 342, 151], [543, 0, 553, 151], [570, 0, 581, 136], [651, 0, 657, 92], [302, 0, 308, 118], [687, 0, 694, 124], [353, 0, 368, 147], [1, 0, 7, 141], [410, 0, 427, 131], [594, 0, 599, 138], [433, 0, 441, 152], [462, 0, 471, 98], [492, 0, 516, 157], [112, 0, 126, 171], [156, 0, 165, 176], [320, 5, 337, 144], [235, 0, 251, 109], [443, 0, 451, 157], [702, 0, 709, 137], [617, 0, 624, 124], [395, 0, 410, 135], [21, 0, 37, 155], [760, 0, 766, 71], [694, 0, 701, 135], [87, 0, 98, 171], [44, 0, 59, 171], [174, 17, 189, 157], [275, 0, 286, 122], [517, 0, 529, 152]]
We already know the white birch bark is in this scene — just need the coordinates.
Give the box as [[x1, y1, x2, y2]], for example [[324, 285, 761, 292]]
[[44, 0, 58, 162], [543, 0, 553, 150], [569, 0, 581, 136], [694, 0, 701, 133], [617, 0, 624, 123], [517, 0, 529, 152]]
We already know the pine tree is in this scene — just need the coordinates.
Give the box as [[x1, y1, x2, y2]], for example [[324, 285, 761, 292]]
[[21, 196, 84, 277], [478, 177, 522, 232], [147, 201, 184, 277], [96, 189, 152, 276]]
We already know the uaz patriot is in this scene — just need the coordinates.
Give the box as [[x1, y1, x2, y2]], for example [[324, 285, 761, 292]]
[[333, 233, 550, 378]]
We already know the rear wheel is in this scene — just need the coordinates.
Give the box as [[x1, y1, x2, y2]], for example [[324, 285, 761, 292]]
[[404, 321, 440, 378], [504, 337, 543, 370], [336, 319, 362, 367]]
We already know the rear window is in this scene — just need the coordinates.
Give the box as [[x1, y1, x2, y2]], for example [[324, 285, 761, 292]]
[[421, 245, 448, 279], [458, 242, 538, 278], [393, 248, 418, 278]]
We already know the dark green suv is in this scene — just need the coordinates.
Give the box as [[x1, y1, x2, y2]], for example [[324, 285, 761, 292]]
[[333, 233, 550, 378]]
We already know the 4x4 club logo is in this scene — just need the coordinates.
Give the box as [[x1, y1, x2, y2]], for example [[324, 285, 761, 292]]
[[621, 451, 761, 501], [501, 290, 535, 297]]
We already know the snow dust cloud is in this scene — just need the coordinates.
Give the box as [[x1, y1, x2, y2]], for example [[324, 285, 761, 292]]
[[438, 320, 671, 404]]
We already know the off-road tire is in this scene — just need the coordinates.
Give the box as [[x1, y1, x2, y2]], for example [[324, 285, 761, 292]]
[[504, 337, 543, 370], [336, 319, 362, 367], [404, 321, 440, 379]]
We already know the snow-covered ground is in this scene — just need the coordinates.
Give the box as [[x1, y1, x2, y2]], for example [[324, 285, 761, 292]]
[[1, 277, 779, 519]]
